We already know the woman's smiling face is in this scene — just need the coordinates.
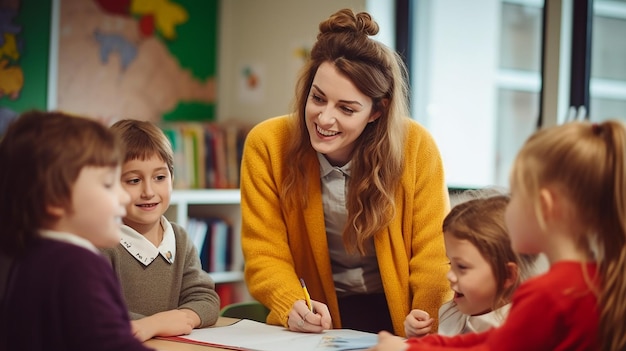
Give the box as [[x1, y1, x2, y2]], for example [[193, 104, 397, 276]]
[[305, 61, 380, 166]]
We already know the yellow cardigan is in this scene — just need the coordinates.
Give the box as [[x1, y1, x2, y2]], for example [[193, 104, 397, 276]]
[[240, 115, 452, 336]]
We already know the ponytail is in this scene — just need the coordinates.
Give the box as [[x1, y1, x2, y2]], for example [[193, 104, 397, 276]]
[[596, 121, 626, 351]]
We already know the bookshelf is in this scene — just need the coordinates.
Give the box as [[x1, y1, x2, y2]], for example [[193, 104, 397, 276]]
[[160, 120, 251, 306], [168, 189, 240, 228], [165, 189, 246, 294]]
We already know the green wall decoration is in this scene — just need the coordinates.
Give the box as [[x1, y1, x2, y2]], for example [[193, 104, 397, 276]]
[[0, 0, 51, 113]]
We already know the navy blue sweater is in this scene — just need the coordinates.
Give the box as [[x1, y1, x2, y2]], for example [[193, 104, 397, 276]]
[[0, 238, 153, 351]]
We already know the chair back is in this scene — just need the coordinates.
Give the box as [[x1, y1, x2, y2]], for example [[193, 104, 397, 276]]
[[220, 301, 270, 323]]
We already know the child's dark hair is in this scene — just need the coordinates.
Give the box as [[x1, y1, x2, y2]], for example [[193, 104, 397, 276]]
[[110, 119, 174, 176], [0, 111, 122, 256], [443, 192, 537, 310]]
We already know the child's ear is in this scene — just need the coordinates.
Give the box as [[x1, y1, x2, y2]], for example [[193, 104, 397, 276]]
[[503, 262, 519, 289], [539, 188, 554, 218], [537, 187, 557, 227], [539, 186, 575, 229], [46, 204, 66, 218]]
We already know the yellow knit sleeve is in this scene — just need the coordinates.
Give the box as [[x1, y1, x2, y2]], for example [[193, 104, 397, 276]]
[[240, 117, 305, 327]]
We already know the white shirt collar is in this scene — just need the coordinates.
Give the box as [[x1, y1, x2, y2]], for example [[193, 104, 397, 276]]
[[438, 300, 510, 336], [317, 152, 351, 178], [119, 216, 177, 266], [465, 303, 511, 333], [39, 229, 99, 254]]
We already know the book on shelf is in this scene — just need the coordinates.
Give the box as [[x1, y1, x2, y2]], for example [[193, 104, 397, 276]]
[[224, 123, 240, 188], [203, 124, 216, 189], [209, 219, 230, 272], [162, 125, 188, 189], [206, 123, 227, 189], [182, 123, 206, 189], [216, 283, 235, 309], [160, 121, 251, 190], [187, 217, 233, 274], [186, 217, 209, 255]]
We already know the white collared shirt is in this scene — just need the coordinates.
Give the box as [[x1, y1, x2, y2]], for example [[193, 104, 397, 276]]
[[119, 216, 177, 266], [438, 300, 511, 336], [317, 153, 383, 297], [39, 229, 99, 254]]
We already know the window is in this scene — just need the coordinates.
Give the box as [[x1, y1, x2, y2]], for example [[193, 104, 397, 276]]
[[590, 0, 626, 122], [410, 0, 543, 188]]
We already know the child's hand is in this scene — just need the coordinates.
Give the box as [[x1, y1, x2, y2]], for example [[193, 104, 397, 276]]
[[287, 299, 332, 333], [404, 309, 433, 337], [131, 309, 197, 341], [366, 331, 408, 351]]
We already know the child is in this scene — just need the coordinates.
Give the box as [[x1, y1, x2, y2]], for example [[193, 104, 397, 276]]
[[369, 120, 626, 351], [0, 111, 153, 351], [404, 193, 538, 337], [101, 119, 220, 342]]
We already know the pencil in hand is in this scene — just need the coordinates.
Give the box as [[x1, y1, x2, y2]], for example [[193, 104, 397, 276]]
[[300, 278, 313, 312]]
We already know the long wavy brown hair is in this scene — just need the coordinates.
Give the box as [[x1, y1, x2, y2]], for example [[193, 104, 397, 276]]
[[280, 9, 409, 254]]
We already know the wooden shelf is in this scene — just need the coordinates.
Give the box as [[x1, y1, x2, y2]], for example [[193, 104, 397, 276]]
[[168, 189, 241, 229], [170, 189, 240, 205], [209, 271, 245, 284]]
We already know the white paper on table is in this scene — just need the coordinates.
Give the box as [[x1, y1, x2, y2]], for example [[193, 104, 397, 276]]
[[176, 319, 378, 351]]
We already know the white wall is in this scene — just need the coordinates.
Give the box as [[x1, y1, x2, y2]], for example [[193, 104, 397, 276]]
[[216, 0, 367, 124]]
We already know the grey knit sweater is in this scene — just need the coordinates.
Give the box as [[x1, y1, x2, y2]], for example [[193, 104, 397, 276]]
[[101, 221, 220, 327]]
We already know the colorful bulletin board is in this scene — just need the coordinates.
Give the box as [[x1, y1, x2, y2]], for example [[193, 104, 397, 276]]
[[0, 0, 51, 134], [55, 0, 219, 123]]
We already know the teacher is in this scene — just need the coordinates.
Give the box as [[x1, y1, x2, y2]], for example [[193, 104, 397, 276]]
[[240, 8, 451, 336]]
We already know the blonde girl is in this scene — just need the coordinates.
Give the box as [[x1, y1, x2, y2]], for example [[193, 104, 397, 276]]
[[370, 119, 626, 351]]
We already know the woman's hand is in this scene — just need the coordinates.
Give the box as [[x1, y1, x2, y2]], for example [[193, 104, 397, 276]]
[[367, 331, 408, 351], [287, 299, 332, 333], [404, 309, 433, 337]]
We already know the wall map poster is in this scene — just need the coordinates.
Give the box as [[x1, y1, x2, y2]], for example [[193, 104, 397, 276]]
[[57, 0, 218, 122]]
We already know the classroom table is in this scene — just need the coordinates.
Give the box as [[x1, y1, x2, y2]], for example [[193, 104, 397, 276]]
[[144, 315, 378, 351], [144, 316, 240, 351]]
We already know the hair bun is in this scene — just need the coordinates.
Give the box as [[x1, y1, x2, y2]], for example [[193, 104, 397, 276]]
[[319, 8, 379, 38]]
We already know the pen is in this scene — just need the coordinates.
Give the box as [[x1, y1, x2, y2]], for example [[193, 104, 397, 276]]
[[300, 278, 313, 312]]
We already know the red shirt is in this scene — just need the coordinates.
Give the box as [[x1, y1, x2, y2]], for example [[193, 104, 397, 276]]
[[407, 261, 599, 351]]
